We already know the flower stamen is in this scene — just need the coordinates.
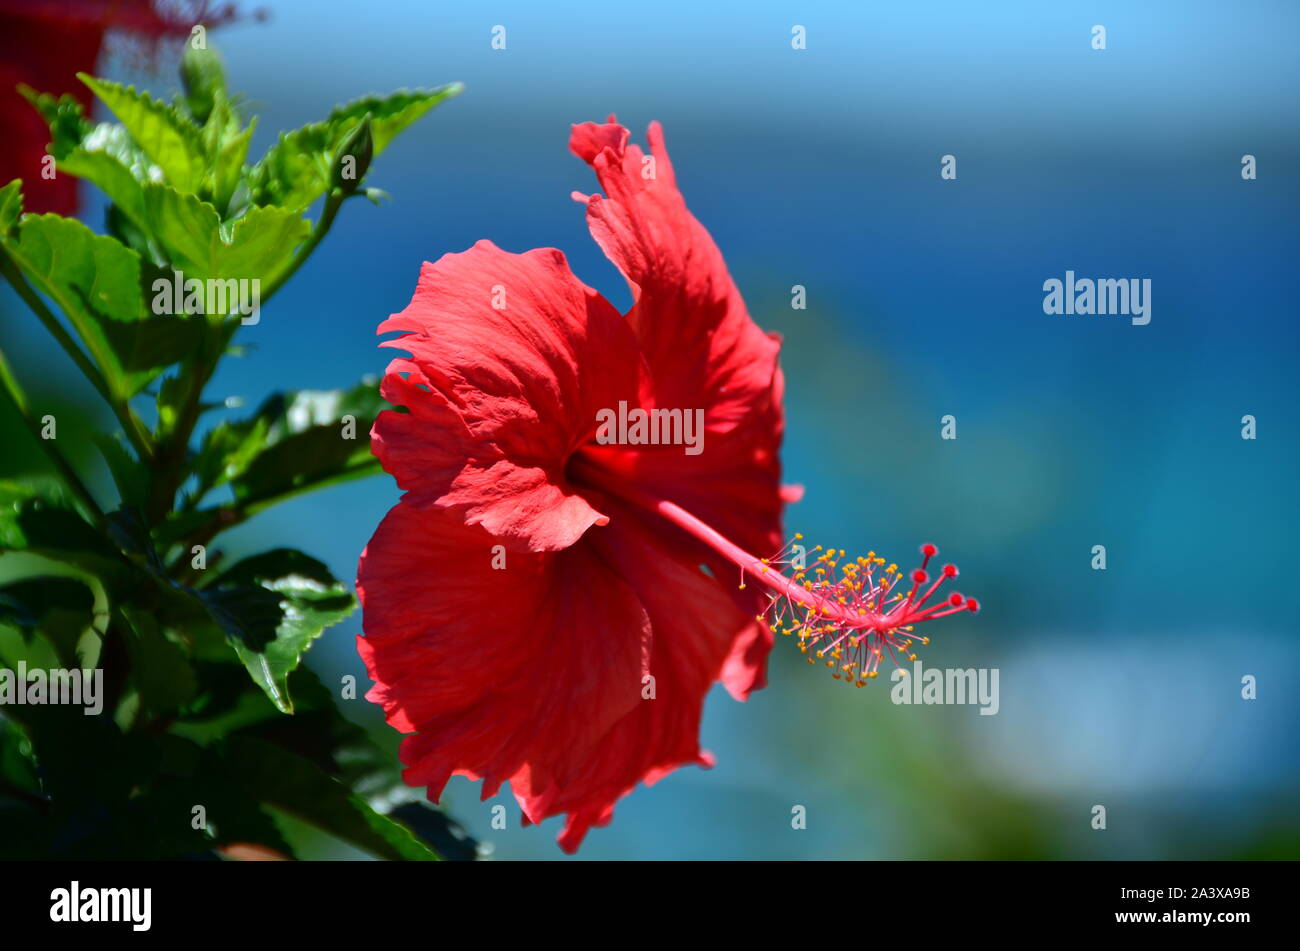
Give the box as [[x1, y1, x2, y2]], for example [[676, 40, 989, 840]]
[[569, 456, 979, 688]]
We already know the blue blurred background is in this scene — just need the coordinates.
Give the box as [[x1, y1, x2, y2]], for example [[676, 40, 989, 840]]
[[4, 0, 1299, 858]]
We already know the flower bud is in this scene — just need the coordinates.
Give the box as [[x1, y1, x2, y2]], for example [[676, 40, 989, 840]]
[[180, 44, 227, 124], [333, 115, 374, 193]]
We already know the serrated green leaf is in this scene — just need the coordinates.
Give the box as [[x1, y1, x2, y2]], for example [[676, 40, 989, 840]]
[[201, 550, 356, 713], [249, 84, 461, 211], [8, 213, 140, 321], [79, 74, 206, 194], [16, 86, 89, 154], [330, 86, 463, 154], [21, 87, 157, 237], [143, 184, 308, 287], [0, 214, 199, 396], [56, 124, 155, 234]]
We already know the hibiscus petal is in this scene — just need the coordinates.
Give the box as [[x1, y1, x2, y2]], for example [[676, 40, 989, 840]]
[[568, 118, 788, 588], [357, 501, 651, 806], [357, 497, 764, 854], [569, 117, 782, 433], [373, 239, 645, 551], [513, 501, 761, 852]]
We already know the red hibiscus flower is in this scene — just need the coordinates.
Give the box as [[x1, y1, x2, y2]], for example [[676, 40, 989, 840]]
[[0, 0, 238, 215], [358, 117, 978, 852]]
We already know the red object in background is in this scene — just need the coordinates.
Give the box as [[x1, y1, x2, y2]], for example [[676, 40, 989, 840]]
[[358, 118, 788, 853], [0, 1, 237, 215]]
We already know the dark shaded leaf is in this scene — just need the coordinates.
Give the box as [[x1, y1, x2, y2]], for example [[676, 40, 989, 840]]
[[224, 735, 438, 861], [200, 550, 356, 713]]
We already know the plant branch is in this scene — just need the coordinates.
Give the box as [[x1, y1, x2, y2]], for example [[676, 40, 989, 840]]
[[0, 343, 105, 526], [150, 191, 347, 525], [259, 190, 346, 305], [0, 250, 155, 463], [167, 459, 382, 581]]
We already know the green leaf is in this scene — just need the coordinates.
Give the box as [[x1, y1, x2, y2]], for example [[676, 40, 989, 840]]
[[387, 802, 479, 861], [57, 125, 154, 234], [0, 180, 21, 234], [79, 74, 206, 194], [168, 663, 473, 861], [0, 717, 41, 800], [0, 480, 63, 549], [16, 87, 88, 151], [192, 413, 270, 497], [224, 735, 439, 860], [0, 576, 96, 665], [180, 44, 229, 125], [3, 214, 204, 396], [22, 88, 153, 223], [143, 184, 308, 286], [201, 550, 356, 713], [93, 432, 149, 511], [0, 482, 120, 570], [21, 86, 157, 237], [249, 84, 461, 211], [0, 483, 150, 615], [7, 213, 140, 321], [2, 707, 271, 859], [231, 380, 387, 504], [212, 116, 255, 216], [120, 607, 198, 717]]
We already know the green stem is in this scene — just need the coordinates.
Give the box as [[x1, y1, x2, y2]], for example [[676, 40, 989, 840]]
[[0, 250, 155, 463], [259, 190, 345, 304], [150, 191, 347, 524], [168, 459, 381, 581], [0, 343, 104, 526]]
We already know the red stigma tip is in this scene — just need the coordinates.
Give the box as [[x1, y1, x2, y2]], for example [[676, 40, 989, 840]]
[[749, 533, 982, 689], [965, 598, 980, 613]]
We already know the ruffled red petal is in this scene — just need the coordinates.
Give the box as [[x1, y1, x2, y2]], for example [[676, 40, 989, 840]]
[[569, 117, 788, 635], [373, 240, 646, 552], [569, 117, 783, 436], [357, 503, 650, 801], [358, 500, 756, 852]]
